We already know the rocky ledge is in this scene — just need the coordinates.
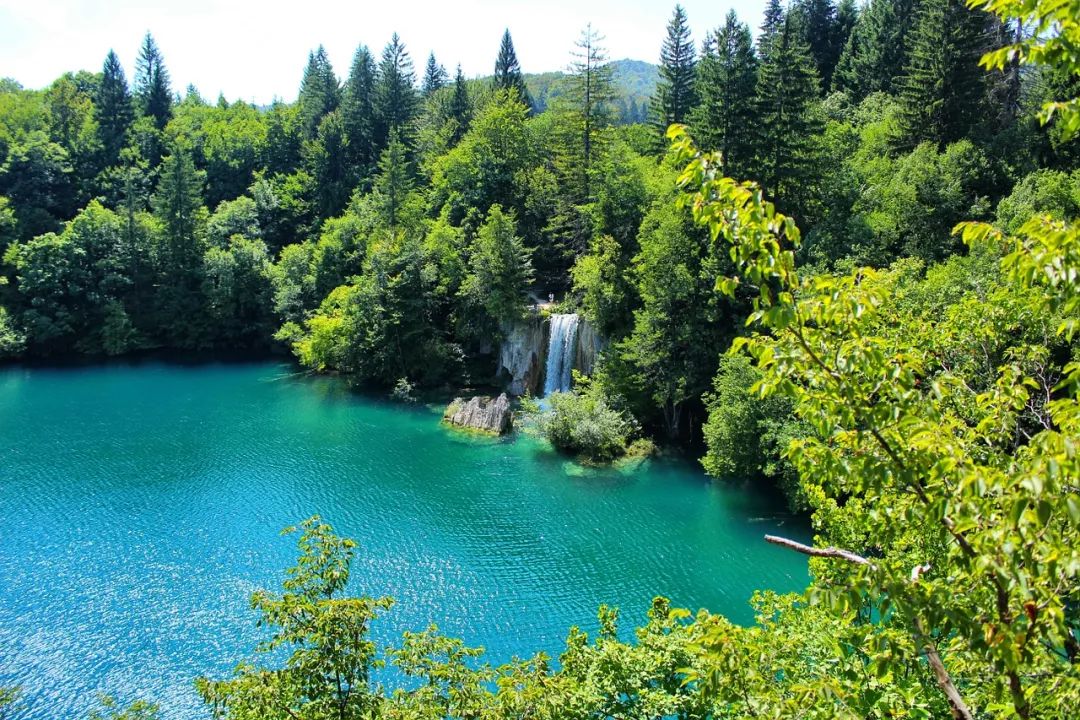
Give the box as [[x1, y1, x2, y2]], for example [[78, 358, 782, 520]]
[[443, 393, 513, 435]]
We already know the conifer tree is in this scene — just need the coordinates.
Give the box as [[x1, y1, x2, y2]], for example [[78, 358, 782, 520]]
[[564, 23, 615, 202], [651, 4, 698, 132], [460, 204, 533, 329], [298, 46, 340, 140], [134, 33, 172, 130], [897, 0, 990, 148], [309, 111, 351, 221], [373, 130, 413, 228], [792, 0, 841, 91], [342, 45, 377, 176], [833, 0, 921, 100], [755, 13, 822, 216], [759, 0, 785, 55], [96, 50, 133, 168], [153, 143, 204, 269], [493, 29, 532, 110], [151, 141, 205, 344], [832, 0, 859, 79], [373, 33, 418, 148], [422, 53, 449, 97], [448, 65, 472, 145], [691, 11, 758, 178]]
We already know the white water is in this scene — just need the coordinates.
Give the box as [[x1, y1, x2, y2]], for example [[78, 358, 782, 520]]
[[542, 313, 580, 396]]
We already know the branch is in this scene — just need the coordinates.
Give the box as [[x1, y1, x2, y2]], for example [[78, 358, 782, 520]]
[[915, 618, 975, 720], [765, 535, 974, 720], [764, 535, 874, 567]]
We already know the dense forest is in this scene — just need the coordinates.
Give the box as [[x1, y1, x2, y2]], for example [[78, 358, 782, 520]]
[[2, 0, 1080, 716], [1, 0, 1076, 467]]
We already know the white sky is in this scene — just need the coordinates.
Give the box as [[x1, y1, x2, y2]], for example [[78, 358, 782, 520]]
[[0, 0, 769, 104]]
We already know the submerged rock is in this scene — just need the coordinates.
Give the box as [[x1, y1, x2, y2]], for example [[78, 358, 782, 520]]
[[443, 393, 513, 435]]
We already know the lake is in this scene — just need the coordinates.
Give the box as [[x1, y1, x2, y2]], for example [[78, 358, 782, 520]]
[[0, 360, 808, 719]]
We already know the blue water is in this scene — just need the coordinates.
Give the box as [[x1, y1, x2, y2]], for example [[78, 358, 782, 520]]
[[0, 360, 808, 719]]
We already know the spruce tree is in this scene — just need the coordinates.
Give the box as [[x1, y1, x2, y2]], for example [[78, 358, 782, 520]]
[[422, 53, 449, 97], [691, 11, 758, 178], [448, 65, 472, 145], [151, 141, 205, 345], [792, 0, 841, 91], [564, 23, 615, 202], [134, 33, 172, 130], [755, 13, 822, 216], [342, 45, 377, 176], [651, 4, 698, 132], [95, 50, 133, 168], [309, 111, 351, 221], [832, 0, 859, 80], [374, 130, 413, 228], [493, 29, 532, 109], [833, 0, 921, 100], [373, 33, 418, 149], [298, 46, 340, 140], [759, 0, 785, 55], [897, 0, 990, 148]]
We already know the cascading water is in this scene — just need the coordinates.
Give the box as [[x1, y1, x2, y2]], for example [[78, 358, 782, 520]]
[[542, 313, 580, 395]]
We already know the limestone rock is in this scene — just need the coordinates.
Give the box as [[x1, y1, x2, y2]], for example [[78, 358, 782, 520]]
[[497, 318, 545, 396], [573, 317, 604, 380], [443, 393, 513, 434]]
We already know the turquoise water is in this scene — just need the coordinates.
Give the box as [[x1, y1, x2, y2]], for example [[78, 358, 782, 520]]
[[0, 360, 809, 719]]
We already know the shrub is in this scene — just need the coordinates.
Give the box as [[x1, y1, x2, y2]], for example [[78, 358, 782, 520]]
[[533, 379, 637, 462]]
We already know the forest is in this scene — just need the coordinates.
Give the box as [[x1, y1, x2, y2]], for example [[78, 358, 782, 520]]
[[0, 0, 1076, 466], [2, 0, 1080, 716]]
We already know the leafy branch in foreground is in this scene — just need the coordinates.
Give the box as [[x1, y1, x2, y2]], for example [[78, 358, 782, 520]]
[[667, 0, 1080, 704]]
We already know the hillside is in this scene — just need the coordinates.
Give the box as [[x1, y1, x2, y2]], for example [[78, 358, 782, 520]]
[[521, 58, 659, 124]]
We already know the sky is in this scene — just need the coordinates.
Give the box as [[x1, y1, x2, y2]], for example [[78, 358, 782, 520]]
[[0, 0, 768, 105]]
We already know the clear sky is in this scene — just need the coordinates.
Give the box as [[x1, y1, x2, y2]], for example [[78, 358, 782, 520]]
[[0, 0, 769, 104]]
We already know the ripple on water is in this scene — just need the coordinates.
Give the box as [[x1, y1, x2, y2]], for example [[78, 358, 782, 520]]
[[0, 361, 809, 719]]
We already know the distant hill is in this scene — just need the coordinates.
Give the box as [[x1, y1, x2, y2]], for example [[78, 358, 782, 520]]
[[478, 59, 659, 125]]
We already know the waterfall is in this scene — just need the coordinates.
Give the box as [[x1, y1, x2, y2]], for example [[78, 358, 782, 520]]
[[542, 313, 580, 395]]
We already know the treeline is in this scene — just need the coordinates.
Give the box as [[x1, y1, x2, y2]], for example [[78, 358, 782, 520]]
[[0, 0, 1078, 468]]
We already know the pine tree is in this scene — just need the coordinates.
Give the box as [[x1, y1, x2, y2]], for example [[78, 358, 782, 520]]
[[373, 130, 413, 228], [564, 23, 615, 202], [759, 0, 785, 55], [651, 4, 698, 132], [833, 0, 921, 100], [691, 11, 758, 178], [792, 0, 841, 91], [448, 65, 472, 145], [298, 46, 340, 140], [422, 53, 449, 97], [832, 0, 859, 87], [152, 143, 204, 269], [96, 50, 133, 168], [342, 45, 377, 177], [493, 29, 532, 110], [373, 33, 418, 149], [755, 13, 822, 216], [134, 33, 172, 130], [309, 111, 352, 221], [151, 141, 206, 345], [897, 0, 990, 148]]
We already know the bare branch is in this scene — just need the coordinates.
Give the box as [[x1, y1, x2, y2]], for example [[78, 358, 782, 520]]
[[915, 618, 975, 720], [764, 535, 874, 567]]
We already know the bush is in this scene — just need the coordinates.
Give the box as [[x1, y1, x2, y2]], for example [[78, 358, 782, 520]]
[[532, 379, 637, 462]]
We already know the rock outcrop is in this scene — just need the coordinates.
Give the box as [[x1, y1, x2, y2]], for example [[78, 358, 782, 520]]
[[574, 317, 604, 379], [497, 318, 545, 396], [443, 393, 513, 434]]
